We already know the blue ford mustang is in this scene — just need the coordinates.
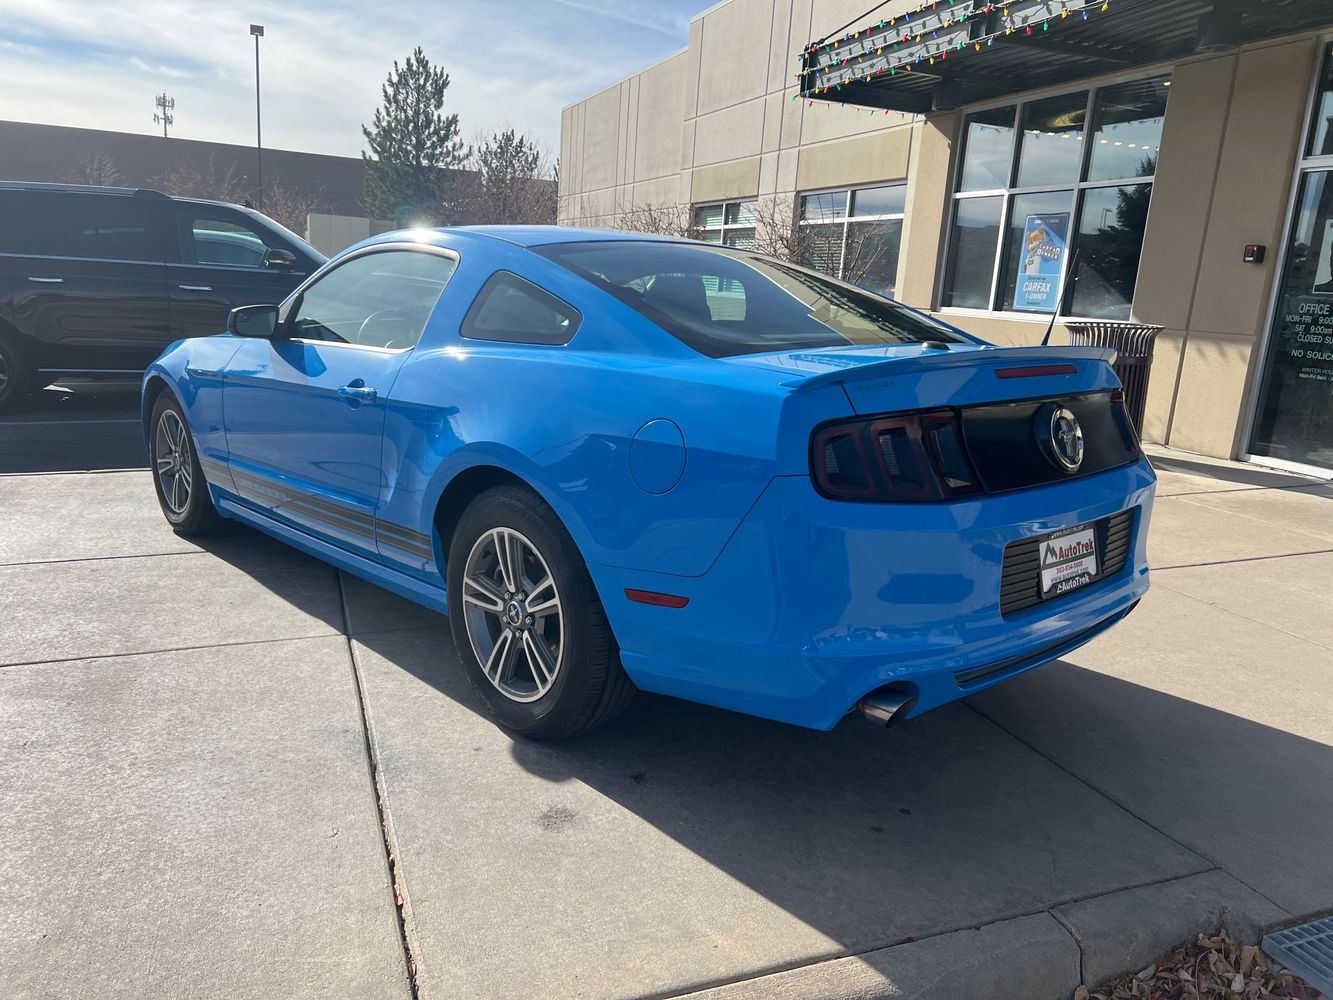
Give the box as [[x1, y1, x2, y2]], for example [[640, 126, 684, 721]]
[[142, 226, 1154, 739]]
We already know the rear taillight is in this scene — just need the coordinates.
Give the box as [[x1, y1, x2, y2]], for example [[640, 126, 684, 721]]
[[811, 409, 982, 501]]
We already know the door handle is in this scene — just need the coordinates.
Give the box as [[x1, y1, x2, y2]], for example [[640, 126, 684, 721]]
[[337, 381, 378, 403], [178, 284, 213, 292], [27, 276, 64, 283]]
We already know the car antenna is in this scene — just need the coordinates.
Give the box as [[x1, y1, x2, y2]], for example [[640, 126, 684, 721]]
[[1040, 249, 1080, 348]]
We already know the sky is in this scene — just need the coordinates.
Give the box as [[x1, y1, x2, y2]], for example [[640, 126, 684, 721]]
[[0, 0, 718, 160]]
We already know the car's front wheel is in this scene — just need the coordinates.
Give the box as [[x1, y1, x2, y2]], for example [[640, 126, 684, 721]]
[[447, 485, 634, 740], [149, 394, 223, 536]]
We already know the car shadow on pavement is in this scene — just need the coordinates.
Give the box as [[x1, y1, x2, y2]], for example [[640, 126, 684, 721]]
[[184, 522, 1331, 960], [348, 611, 1332, 955], [0, 388, 146, 473]]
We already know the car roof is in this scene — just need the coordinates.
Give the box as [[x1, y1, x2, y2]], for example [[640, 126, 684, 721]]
[[0, 179, 258, 212], [450, 225, 694, 248]]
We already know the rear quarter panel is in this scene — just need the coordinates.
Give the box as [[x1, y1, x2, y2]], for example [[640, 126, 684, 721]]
[[376, 236, 806, 579]]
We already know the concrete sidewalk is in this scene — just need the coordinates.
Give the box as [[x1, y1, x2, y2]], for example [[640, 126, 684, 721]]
[[0, 410, 1329, 999]]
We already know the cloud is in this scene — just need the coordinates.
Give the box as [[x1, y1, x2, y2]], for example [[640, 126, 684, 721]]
[[0, 0, 711, 158]]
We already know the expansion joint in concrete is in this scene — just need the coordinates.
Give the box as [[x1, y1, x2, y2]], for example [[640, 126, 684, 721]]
[[339, 571, 424, 1000]]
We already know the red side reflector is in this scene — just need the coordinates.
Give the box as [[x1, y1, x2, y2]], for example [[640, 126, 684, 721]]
[[625, 588, 689, 608], [995, 364, 1078, 379]]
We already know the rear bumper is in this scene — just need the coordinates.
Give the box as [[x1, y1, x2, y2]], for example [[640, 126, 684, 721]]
[[592, 457, 1155, 730]]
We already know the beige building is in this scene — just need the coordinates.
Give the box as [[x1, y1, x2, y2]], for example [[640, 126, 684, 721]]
[[559, 0, 1333, 477]]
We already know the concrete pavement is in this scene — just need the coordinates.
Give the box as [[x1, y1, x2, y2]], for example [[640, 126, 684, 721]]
[[1, 399, 1329, 999]]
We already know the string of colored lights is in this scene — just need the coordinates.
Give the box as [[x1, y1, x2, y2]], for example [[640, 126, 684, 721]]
[[794, 0, 1114, 108]]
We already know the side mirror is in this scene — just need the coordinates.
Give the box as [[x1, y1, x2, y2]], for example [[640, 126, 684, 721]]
[[228, 304, 280, 338], [263, 248, 298, 270]]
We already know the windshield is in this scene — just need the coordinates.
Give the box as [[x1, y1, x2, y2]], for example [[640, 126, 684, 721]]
[[535, 240, 968, 358]]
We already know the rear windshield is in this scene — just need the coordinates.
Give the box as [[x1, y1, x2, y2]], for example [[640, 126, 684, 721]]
[[535, 240, 968, 358]]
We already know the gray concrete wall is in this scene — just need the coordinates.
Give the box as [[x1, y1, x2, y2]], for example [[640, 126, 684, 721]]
[[305, 213, 395, 257]]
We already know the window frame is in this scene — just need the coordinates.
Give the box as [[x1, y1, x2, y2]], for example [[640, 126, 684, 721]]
[[691, 199, 758, 247], [1239, 34, 1333, 480], [176, 206, 283, 270], [796, 181, 907, 290], [937, 69, 1172, 323], [460, 270, 583, 346], [279, 243, 460, 354]]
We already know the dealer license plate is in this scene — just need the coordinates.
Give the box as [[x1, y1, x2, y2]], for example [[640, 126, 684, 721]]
[[1039, 523, 1099, 598]]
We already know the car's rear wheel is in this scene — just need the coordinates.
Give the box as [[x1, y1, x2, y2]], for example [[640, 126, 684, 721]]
[[0, 338, 32, 413], [447, 485, 634, 740], [149, 394, 223, 536]]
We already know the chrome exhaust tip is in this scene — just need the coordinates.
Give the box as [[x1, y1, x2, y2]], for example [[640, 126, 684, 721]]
[[859, 689, 917, 728]]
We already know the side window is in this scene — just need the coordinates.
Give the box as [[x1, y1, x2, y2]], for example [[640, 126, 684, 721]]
[[0, 192, 164, 261], [182, 213, 277, 267], [288, 249, 457, 351], [71, 195, 163, 261], [461, 272, 581, 345]]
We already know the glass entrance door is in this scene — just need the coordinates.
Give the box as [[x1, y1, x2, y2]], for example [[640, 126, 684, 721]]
[[1248, 43, 1333, 474]]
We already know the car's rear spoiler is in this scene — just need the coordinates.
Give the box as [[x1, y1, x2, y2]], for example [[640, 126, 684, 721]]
[[779, 345, 1117, 390]]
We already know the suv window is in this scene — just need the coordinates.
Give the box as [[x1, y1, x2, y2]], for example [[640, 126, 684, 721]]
[[461, 272, 581, 345], [537, 241, 967, 358], [288, 249, 457, 350], [0, 190, 166, 262], [181, 211, 282, 268]]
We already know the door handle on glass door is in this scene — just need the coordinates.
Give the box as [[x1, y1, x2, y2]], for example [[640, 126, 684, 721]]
[[337, 381, 377, 403]]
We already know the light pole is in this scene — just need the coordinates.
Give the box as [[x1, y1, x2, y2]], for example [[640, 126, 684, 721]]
[[250, 23, 264, 210]]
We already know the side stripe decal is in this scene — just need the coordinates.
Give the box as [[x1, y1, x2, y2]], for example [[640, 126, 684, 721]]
[[207, 461, 434, 560]]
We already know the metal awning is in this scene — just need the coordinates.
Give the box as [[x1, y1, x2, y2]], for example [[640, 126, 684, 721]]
[[799, 0, 1333, 114]]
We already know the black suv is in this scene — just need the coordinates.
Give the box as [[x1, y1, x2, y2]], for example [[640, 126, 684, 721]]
[[0, 181, 326, 409]]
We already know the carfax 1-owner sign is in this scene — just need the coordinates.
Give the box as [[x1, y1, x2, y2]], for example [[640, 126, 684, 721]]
[[1014, 214, 1069, 313]]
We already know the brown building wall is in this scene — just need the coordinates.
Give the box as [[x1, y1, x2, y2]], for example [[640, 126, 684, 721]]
[[0, 119, 368, 217]]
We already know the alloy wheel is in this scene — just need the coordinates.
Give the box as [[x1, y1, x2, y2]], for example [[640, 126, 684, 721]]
[[154, 410, 193, 515], [461, 526, 564, 703]]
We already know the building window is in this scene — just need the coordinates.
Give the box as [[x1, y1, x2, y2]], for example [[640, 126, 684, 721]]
[[797, 183, 905, 297], [941, 76, 1170, 321], [693, 200, 757, 249]]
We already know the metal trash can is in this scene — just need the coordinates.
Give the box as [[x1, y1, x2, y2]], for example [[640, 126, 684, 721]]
[[1064, 322, 1163, 434]]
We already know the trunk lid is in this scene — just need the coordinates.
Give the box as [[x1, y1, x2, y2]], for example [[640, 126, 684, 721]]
[[725, 342, 1120, 414]]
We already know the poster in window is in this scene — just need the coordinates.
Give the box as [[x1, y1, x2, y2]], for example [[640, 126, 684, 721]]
[[1315, 218, 1333, 294], [1013, 213, 1069, 313]]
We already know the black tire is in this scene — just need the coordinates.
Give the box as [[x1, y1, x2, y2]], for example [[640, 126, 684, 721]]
[[0, 337, 33, 412], [149, 394, 224, 536], [447, 485, 634, 740]]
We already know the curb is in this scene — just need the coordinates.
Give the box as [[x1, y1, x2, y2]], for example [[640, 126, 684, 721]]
[[673, 912, 1080, 1000], [1052, 869, 1290, 987], [671, 871, 1290, 1000]]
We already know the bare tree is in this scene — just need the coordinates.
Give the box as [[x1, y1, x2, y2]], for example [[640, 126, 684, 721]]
[[839, 221, 899, 292], [612, 199, 692, 237], [150, 156, 248, 203], [749, 194, 897, 292], [59, 150, 124, 187], [579, 192, 897, 292], [747, 195, 811, 262], [261, 174, 328, 237]]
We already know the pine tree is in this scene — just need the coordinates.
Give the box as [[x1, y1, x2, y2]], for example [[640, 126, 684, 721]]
[[360, 48, 465, 225]]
